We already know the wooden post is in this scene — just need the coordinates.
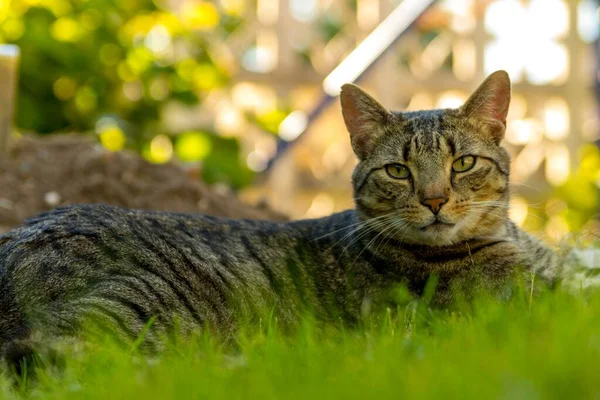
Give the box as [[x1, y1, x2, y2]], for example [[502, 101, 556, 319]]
[[0, 45, 19, 157]]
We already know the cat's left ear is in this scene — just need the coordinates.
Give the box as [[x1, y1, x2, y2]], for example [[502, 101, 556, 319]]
[[340, 84, 391, 160], [459, 70, 511, 144]]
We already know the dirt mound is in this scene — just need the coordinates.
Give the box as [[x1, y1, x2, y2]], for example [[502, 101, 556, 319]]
[[0, 134, 286, 233]]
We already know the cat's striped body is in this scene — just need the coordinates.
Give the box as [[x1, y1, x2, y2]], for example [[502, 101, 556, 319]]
[[0, 203, 557, 354], [0, 71, 576, 369]]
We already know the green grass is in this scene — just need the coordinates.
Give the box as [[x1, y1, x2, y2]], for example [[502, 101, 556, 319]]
[[3, 281, 600, 400]]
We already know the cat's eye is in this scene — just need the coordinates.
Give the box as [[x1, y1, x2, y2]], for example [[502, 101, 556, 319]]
[[385, 164, 411, 179], [452, 156, 476, 172]]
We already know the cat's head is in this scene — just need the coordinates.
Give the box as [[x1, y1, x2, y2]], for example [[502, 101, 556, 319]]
[[341, 71, 511, 246]]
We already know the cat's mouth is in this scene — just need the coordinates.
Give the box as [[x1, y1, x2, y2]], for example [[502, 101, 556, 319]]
[[420, 220, 455, 231]]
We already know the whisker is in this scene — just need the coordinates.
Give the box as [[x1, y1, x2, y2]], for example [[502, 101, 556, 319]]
[[378, 218, 412, 253], [312, 212, 395, 242], [468, 204, 510, 209], [372, 218, 408, 255], [312, 219, 370, 242], [348, 222, 399, 270], [333, 214, 400, 255], [510, 182, 543, 193], [338, 215, 399, 253], [469, 201, 510, 207]]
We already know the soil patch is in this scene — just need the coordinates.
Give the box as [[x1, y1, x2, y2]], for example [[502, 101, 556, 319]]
[[0, 134, 286, 233]]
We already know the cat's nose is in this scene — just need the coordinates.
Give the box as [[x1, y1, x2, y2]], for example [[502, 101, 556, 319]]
[[421, 197, 448, 215]]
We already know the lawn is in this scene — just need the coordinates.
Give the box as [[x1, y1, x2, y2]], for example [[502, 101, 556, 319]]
[[2, 274, 600, 399], [2, 207, 598, 400]]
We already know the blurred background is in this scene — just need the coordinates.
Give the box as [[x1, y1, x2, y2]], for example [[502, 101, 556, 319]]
[[0, 0, 598, 242]]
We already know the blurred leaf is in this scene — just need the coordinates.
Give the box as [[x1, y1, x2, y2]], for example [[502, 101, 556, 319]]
[[202, 136, 254, 189], [254, 109, 288, 134], [99, 125, 126, 151], [318, 14, 343, 42], [554, 145, 600, 231], [143, 134, 173, 163], [175, 131, 211, 162], [181, 1, 219, 31]]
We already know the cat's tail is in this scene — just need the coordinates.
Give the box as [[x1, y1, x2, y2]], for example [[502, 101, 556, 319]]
[[0, 273, 41, 378], [1, 338, 39, 378], [0, 285, 37, 377], [0, 233, 36, 376], [0, 298, 76, 379]]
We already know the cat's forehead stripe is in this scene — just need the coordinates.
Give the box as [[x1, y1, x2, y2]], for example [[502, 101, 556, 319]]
[[402, 119, 447, 158], [402, 136, 411, 161], [445, 135, 456, 156]]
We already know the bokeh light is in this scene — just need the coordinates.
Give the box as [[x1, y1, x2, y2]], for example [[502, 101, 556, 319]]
[[99, 126, 126, 152], [484, 0, 570, 85], [181, 1, 220, 30], [175, 132, 212, 162]]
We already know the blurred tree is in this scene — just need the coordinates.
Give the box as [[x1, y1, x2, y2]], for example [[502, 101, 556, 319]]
[[0, 0, 262, 188]]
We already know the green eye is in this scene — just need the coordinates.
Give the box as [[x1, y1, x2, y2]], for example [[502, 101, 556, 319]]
[[452, 156, 476, 172], [385, 164, 411, 179]]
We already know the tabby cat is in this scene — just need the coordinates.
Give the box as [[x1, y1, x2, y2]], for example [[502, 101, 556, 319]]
[[0, 71, 562, 366]]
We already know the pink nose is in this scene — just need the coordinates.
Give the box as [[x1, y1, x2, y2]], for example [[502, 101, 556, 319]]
[[421, 197, 447, 214]]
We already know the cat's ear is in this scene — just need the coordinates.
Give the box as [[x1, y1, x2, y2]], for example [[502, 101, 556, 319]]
[[340, 84, 391, 160], [459, 70, 511, 144]]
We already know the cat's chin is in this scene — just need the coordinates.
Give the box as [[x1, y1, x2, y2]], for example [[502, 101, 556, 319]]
[[401, 223, 461, 247]]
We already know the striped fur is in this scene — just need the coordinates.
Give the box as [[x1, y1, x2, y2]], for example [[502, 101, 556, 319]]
[[0, 71, 561, 366]]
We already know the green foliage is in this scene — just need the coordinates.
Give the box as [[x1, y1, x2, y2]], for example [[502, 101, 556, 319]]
[[5, 279, 600, 398], [555, 145, 600, 231], [201, 134, 254, 188], [0, 0, 261, 187], [2, 0, 227, 133]]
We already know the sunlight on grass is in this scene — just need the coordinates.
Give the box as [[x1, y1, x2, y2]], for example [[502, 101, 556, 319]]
[[4, 278, 600, 399]]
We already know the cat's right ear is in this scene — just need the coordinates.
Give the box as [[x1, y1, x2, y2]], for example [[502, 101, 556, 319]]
[[459, 70, 511, 144], [340, 84, 391, 160]]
